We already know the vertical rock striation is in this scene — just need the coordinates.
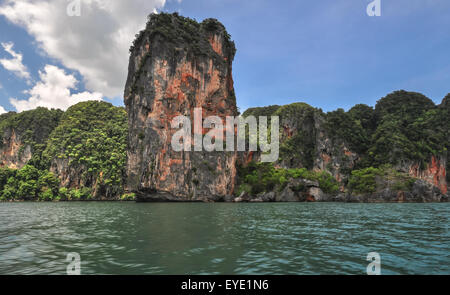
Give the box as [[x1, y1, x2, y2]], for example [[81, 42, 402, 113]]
[[124, 13, 238, 201], [406, 156, 447, 195]]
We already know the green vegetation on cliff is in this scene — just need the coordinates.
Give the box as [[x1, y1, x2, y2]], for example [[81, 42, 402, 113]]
[[0, 90, 448, 201], [0, 165, 59, 201], [130, 12, 235, 58], [242, 105, 281, 118], [0, 108, 63, 169], [325, 108, 371, 154], [0, 108, 63, 146], [0, 101, 128, 201], [239, 90, 449, 197], [236, 161, 339, 196], [439, 94, 450, 183], [44, 101, 128, 198], [368, 91, 446, 167], [243, 103, 319, 169], [348, 166, 415, 194], [0, 163, 95, 201], [276, 103, 318, 169]]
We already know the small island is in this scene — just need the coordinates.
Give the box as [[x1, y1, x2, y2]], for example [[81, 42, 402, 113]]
[[0, 13, 448, 203]]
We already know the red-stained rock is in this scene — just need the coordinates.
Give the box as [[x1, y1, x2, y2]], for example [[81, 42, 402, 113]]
[[125, 13, 238, 201], [0, 129, 32, 169], [408, 156, 447, 194]]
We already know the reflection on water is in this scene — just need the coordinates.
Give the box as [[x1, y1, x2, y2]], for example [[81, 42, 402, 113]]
[[0, 202, 448, 274]]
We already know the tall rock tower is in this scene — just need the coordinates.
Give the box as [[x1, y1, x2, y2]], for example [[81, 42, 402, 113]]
[[124, 13, 238, 201]]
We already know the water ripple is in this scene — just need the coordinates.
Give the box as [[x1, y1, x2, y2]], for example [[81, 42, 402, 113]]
[[0, 202, 448, 274]]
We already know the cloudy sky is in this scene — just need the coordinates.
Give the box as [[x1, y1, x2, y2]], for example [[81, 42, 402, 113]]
[[0, 0, 449, 114]]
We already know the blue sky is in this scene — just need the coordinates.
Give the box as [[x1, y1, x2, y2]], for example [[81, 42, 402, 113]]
[[0, 0, 449, 113]]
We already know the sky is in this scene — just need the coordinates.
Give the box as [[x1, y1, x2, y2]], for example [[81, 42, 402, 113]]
[[0, 0, 449, 114]]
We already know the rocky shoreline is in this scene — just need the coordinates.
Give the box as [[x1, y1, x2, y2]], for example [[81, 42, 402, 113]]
[[2, 181, 449, 203], [132, 179, 449, 203]]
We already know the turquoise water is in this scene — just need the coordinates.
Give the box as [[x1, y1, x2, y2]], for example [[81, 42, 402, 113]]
[[0, 202, 448, 275]]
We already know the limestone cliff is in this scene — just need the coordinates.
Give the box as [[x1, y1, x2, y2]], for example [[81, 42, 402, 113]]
[[44, 101, 128, 200], [0, 127, 32, 169], [404, 156, 447, 195], [125, 13, 238, 201], [1, 13, 447, 203], [0, 108, 63, 169], [0, 102, 127, 202], [240, 91, 449, 202], [242, 104, 359, 189]]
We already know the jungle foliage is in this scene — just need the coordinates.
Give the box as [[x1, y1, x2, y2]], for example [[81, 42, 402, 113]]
[[236, 161, 339, 196], [0, 90, 448, 200], [0, 101, 129, 201], [130, 12, 235, 58], [348, 165, 416, 194], [239, 91, 449, 195]]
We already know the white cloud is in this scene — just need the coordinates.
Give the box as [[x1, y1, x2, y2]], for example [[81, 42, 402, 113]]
[[0, 42, 31, 81], [10, 64, 102, 112], [0, 0, 167, 98]]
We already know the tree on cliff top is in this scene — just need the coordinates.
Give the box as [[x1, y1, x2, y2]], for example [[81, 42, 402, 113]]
[[0, 107, 63, 147], [130, 12, 235, 58], [0, 107, 63, 169], [368, 90, 446, 168]]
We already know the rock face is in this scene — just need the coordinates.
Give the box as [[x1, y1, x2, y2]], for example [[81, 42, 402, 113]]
[[0, 108, 63, 169], [3, 14, 445, 203], [345, 180, 447, 203], [0, 128, 32, 169], [231, 178, 447, 203], [242, 104, 359, 189], [125, 13, 238, 201], [405, 156, 447, 195], [0, 102, 127, 201], [239, 91, 449, 202]]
